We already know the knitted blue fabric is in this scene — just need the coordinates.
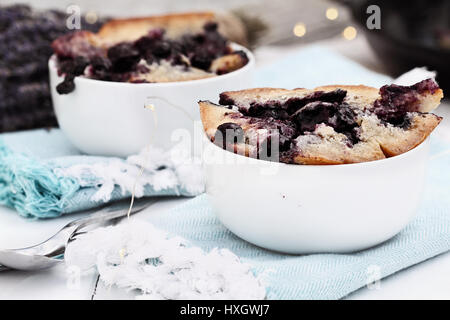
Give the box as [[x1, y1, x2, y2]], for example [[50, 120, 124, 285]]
[[0, 129, 199, 218]]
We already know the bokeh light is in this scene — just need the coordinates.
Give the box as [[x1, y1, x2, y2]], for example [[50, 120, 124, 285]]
[[85, 11, 98, 24], [293, 23, 306, 37], [342, 26, 357, 40], [326, 8, 339, 20]]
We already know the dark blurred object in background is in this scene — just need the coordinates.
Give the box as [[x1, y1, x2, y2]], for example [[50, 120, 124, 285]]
[[0, 4, 104, 133], [345, 0, 450, 93]]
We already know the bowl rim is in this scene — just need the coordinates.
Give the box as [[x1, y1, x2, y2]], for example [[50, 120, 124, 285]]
[[203, 132, 430, 169], [48, 42, 255, 87]]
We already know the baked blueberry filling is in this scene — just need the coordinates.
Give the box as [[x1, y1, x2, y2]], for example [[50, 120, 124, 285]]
[[292, 101, 359, 145], [214, 114, 297, 158], [56, 74, 75, 94], [107, 43, 141, 72], [214, 81, 440, 153], [208, 79, 441, 164], [256, 130, 295, 160], [372, 79, 439, 126], [217, 80, 442, 150], [53, 22, 248, 94], [56, 56, 90, 94], [284, 89, 347, 114], [218, 89, 359, 146], [219, 89, 347, 118], [215, 122, 244, 149]]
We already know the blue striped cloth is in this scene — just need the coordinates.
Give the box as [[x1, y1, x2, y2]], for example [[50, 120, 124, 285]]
[[146, 45, 450, 299]]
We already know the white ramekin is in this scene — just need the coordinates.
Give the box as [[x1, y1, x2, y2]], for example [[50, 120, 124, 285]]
[[203, 136, 430, 254], [49, 43, 254, 157]]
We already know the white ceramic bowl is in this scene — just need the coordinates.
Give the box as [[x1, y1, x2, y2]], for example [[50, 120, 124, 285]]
[[49, 44, 254, 157], [203, 137, 430, 254]]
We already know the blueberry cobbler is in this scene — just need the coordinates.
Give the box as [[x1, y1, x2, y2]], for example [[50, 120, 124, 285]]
[[199, 79, 443, 164], [51, 13, 249, 94]]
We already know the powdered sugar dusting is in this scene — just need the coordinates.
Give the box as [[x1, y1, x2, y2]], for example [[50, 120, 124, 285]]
[[65, 219, 267, 300]]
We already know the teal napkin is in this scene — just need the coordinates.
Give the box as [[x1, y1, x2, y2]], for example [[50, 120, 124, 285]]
[[147, 45, 450, 299], [0, 129, 202, 218]]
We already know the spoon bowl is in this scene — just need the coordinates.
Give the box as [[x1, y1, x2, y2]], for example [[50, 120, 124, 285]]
[[0, 250, 61, 271]]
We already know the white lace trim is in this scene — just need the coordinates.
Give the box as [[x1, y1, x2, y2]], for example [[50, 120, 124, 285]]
[[65, 219, 267, 300], [54, 146, 204, 202]]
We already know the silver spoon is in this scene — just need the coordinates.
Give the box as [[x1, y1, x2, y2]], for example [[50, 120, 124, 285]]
[[0, 199, 152, 271]]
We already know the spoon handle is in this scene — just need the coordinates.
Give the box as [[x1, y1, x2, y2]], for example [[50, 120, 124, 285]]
[[0, 199, 153, 271]]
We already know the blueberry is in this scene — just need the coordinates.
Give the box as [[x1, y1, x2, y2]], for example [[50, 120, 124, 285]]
[[147, 28, 164, 40], [107, 43, 140, 72], [292, 101, 336, 133], [256, 131, 292, 161], [56, 75, 75, 94], [144, 52, 155, 65], [203, 22, 218, 32], [91, 56, 111, 71], [134, 36, 154, 54], [180, 34, 197, 53], [171, 53, 189, 68], [247, 105, 290, 120], [292, 101, 359, 144], [215, 122, 244, 148], [191, 50, 212, 70], [153, 40, 171, 58], [193, 34, 206, 44], [72, 56, 89, 75], [57, 59, 74, 75]]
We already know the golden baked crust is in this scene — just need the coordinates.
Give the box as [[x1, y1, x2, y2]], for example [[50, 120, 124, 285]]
[[361, 113, 442, 157], [97, 12, 247, 46], [219, 84, 444, 112], [199, 101, 253, 156], [200, 82, 443, 165], [199, 101, 240, 138], [97, 12, 216, 45], [210, 52, 249, 74]]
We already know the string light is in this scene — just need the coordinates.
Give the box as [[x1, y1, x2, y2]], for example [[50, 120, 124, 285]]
[[145, 104, 155, 111], [342, 26, 357, 40], [293, 23, 306, 37], [125, 102, 158, 220], [326, 8, 339, 20]]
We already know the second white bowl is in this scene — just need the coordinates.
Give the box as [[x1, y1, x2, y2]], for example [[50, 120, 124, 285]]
[[49, 43, 254, 157]]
